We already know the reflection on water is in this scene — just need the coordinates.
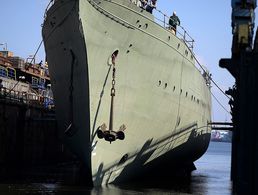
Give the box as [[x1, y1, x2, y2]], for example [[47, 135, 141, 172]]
[[191, 142, 232, 195], [0, 142, 232, 195]]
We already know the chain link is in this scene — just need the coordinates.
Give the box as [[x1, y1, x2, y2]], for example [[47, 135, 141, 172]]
[[110, 65, 116, 97]]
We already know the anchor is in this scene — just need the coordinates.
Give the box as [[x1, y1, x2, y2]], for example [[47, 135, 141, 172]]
[[97, 123, 126, 143], [96, 52, 126, 143]]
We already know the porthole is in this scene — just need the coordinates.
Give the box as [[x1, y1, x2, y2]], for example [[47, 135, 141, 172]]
[[191, 55, 193, 60]]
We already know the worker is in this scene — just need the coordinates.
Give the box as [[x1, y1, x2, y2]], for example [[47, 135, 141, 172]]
[[146, 0, 157, 14], [169, 11, 180, 34]]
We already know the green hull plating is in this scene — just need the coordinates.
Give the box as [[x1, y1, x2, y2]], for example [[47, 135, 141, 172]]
[[42, 0, 211, 186]]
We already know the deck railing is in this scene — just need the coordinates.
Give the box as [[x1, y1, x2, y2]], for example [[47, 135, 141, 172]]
[[0, 87, 54, 109], [44, 0, 55, 19], [153, 8, 194, 50], [44, 0, 194, 50], [44, 0, 208, 76]]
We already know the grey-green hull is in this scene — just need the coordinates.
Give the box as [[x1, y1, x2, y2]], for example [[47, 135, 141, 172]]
[[42, 0, 211, 186]]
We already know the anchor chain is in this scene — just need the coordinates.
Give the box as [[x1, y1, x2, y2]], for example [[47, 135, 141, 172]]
[[111, 66, 116, 97], [96, 52, 126, 143], [109, 64, 116, 132]]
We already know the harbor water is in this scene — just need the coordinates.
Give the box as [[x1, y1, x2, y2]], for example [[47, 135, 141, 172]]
[[0, 141, 232, 195]]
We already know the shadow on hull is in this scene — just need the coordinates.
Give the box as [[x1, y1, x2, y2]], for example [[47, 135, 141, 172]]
[[112, 132, 211, 187]]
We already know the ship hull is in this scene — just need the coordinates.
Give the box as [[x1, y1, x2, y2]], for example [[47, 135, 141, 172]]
[[42, 0, 211, 186]]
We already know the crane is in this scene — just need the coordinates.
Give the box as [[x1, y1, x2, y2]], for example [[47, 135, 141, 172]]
[[220, 0, 256, 77], [231, 0, 256, 54], [220, 0, 258, 194]]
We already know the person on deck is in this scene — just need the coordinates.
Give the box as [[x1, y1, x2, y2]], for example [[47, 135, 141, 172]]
[[169, 11, 180, 34], [136, 0, 143, 8], [139, 0, 148, 9], [146, 0, 157, 14]]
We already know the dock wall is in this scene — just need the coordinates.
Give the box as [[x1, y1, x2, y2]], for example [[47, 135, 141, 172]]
[[220, 28, 258, 194], [0, 97, 84, 184]]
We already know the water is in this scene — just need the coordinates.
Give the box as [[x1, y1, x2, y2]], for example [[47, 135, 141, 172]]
[[190, 142, 232, 195], [0, 142, 232, 195]]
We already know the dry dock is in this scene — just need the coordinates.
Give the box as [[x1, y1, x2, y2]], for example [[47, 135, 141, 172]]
[[0, 88, 85, 184]]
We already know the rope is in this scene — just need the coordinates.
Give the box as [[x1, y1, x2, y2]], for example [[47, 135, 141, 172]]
[[210, 78, 231, 100], [193, 55, 231, 100], [29, 40, 44, 64], [8, 38, 42, 93], [193, 55, 232, 115], [211, 91, 231, 114]]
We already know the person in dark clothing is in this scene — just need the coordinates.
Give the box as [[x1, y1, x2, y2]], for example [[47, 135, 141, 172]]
[[146, 0, 157, 14], [169, 11, 180, 34], [139, 0, 148, 8]]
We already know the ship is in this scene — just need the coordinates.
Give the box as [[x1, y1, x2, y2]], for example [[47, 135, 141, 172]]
[[42, 0, 212, 186], [211, 130, 232, 143], [0, 50, 53, 108]]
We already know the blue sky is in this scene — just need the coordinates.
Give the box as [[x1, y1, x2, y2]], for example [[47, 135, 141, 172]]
[[1, 0, 257, 122]]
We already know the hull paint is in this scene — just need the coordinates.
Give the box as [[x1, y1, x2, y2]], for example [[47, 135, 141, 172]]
[[42, 0, 211, 186]]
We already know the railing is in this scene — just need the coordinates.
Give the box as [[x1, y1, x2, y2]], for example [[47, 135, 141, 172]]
[[0, 87, 54, 109], [150, 6, 209, 76], [107, 0, 195, 50], [153, 8, 194, 50], [44, 0, 208, 76], [44, 0, 195, 50], [44, 0, 55, 19]]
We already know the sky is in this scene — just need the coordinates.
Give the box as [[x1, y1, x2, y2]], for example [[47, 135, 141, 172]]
[[1, 0, 257, 122]]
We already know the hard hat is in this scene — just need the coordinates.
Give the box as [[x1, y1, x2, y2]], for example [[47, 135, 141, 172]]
[[173, 11, 176, 15]]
